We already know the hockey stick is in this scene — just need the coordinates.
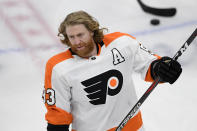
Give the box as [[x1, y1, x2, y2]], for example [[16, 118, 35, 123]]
[[115, 28, 197, 131], [137, 0, 176, 17]]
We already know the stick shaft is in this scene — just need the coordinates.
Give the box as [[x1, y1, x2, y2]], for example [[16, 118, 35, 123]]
[[116, 28, 197, 131]]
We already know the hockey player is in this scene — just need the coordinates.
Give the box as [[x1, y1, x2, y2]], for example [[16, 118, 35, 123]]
[[43, 11, 182, 131]]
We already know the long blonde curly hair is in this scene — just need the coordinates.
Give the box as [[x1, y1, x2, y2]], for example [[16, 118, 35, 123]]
[[58, 11, 107, 46]]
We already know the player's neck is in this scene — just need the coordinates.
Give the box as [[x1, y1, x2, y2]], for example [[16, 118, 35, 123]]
[[88, 42, 97, 57]]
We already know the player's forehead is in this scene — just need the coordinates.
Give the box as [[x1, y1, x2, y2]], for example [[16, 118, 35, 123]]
[[66, 24, 89, 36]]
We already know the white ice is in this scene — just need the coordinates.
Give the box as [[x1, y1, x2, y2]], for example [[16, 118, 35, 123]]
[[0, 0, 196, 131]]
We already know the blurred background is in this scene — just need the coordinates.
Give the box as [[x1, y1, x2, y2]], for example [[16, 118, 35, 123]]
[[0, 0, 196, 130]]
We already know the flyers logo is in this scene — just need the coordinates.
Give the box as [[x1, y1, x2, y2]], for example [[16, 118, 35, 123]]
[[81, 69, 123, 105]]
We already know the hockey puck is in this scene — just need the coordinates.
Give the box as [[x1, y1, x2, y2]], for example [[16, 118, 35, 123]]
[[150, 19, 160, 25]]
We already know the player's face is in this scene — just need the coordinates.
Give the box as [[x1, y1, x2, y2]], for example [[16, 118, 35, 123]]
[[66, 24, 96, 58]]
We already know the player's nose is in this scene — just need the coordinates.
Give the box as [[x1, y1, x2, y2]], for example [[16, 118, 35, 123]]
[[73, 37, 81, 45]]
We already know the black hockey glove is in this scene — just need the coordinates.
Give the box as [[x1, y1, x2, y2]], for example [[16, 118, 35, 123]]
[[151, 56, 182, 84]]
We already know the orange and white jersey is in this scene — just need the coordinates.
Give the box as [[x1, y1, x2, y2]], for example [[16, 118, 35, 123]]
[[43, 32, 158, 131]]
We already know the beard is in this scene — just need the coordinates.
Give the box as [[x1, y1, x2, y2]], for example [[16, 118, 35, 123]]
[[70, 39, 95, 58]]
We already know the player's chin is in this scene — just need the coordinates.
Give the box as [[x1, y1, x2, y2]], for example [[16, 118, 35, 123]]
[[76, 49, 90, 58]]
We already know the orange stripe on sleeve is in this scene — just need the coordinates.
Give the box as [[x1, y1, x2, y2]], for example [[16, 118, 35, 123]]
[[153, 54, 161, 59], [44, 50, 73, 125], [103, 32, 136, 47], [108, 111, 143, 131], [145, 54, 161, 82], [145, 65, 154, 82], [45, 106, 73, 125]]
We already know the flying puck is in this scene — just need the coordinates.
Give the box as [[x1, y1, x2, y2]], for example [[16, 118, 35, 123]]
[[150, 19, 160, 25]]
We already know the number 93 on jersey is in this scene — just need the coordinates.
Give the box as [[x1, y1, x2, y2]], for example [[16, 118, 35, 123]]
[[42, 88, 56, 105]]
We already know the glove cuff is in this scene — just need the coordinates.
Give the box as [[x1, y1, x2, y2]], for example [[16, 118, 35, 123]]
[[150, 59, 160, 80]]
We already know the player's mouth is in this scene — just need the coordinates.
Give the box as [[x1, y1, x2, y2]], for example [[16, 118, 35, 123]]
[[76, 45, 85, 51]]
